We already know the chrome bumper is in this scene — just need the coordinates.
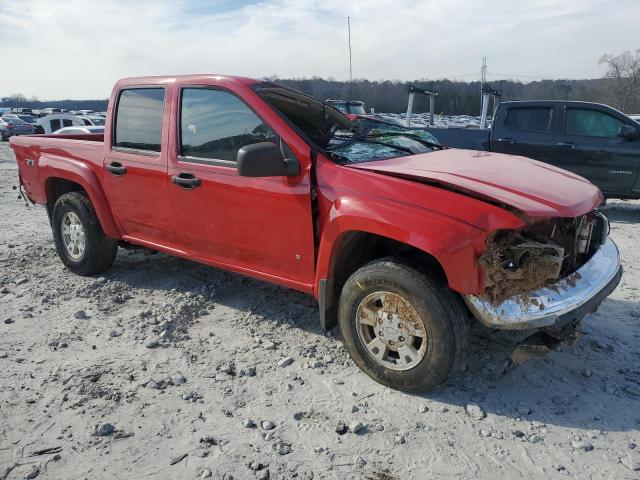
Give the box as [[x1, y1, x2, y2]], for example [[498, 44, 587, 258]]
[[463, 238, 622, 330]]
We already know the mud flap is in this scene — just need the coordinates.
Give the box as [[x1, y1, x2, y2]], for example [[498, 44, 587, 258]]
[[502, 320, 580, 374]]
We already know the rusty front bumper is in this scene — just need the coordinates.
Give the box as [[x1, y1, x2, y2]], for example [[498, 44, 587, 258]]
[[463, 238, 622, 330]]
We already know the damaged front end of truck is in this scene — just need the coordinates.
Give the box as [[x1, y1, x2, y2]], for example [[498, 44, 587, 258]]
[[465, 209, 622, 368], [478, 211, 611, 308]]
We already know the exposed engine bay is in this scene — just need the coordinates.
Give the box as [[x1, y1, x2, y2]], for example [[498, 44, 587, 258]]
[[480, 210, 609, 306]]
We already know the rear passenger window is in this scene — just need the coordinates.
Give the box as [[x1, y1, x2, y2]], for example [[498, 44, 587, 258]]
[[114, 88, 164, 152], [180, 88, 276, 162], [565, 109, 623, 138], [504, 107, 552, 132]]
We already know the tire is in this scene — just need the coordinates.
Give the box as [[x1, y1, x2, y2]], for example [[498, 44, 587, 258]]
[[338, 257, 468, 392], [51, 192, 118, 275]]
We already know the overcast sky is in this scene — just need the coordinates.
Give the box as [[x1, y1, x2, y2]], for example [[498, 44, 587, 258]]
[[0, 0, 638, 100]]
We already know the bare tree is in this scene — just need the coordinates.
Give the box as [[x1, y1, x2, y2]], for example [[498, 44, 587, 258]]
[[7, 93, 27, 103], [599, 49, 640, 112]]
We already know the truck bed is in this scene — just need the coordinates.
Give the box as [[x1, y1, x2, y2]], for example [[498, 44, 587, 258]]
[[10, 133, 105, 204], [424, 127, 490, 151]]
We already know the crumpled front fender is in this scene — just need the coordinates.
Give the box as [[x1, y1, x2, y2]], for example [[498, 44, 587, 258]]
[[315, 195, 491, 297]]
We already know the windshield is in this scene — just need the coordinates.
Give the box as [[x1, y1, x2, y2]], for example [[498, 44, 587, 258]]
[[18, 115, 36, 123], [326, 118, 442, 164], [89, 117, 105, 126], [255, 83, 350, 148], [254, 84, 440, 164]]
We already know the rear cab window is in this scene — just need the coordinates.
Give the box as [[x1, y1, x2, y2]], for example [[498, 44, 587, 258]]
[[114, 88, 165, 154], [504, 107, 552, 132]]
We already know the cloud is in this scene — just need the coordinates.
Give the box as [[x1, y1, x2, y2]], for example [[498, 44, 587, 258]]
[[0, 0, 638, 99]]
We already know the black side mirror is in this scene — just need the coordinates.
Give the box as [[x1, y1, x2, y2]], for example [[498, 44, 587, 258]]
[[237, 141, 300, 177], [618, 124, 639, 141]]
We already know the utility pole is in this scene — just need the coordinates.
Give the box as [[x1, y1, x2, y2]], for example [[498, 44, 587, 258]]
[[480, 56, 487, 115], [347, 16, 353, 100]]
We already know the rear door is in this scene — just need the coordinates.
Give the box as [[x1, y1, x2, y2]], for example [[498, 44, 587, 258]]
[[490, 103, 557, 163], [167, 84, 316, 291], [554, 105, 640, 195], [102, 87, 180, 248]]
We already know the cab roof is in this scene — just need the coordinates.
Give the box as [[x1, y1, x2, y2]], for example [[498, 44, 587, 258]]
[[115, 74, 261, 88]]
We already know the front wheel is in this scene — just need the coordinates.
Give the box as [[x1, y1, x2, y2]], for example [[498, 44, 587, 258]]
[[51, 192, 118, 275], [338, 258, 468, 392]]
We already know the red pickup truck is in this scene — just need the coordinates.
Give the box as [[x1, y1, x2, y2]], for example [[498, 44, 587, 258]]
[[11, 75, 622, 392]]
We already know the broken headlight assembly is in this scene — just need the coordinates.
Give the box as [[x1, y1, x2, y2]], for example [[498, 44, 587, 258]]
[[480, 210, 609, 306]]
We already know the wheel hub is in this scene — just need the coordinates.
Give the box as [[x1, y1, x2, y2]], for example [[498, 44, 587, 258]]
[[61, 211, 86, 260], [375, 313, 406, 348], [355, 291, 427, 371]]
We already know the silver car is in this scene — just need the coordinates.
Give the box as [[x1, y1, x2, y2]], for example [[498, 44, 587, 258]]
[[0, 116, 35, 140], [53, 126, 105, 135]]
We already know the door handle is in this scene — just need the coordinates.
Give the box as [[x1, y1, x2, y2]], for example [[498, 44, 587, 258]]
[[171, 173, 201, 189], [497, 138, 517, 145], [557, 141, 575, 149], [106, 161, 127, 176]]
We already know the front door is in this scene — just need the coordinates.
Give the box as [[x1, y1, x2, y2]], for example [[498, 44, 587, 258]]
[[102, 87, 179, 248], [167, 85, 316, 290], [553, 106, 640, 195]]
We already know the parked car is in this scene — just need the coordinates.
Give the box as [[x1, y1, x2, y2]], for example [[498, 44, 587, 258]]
[[10, 107, 33, 114], [326, 99, 366, 115], [37, 114, 85, 134], [40, 107, 63, 115], [77, 109, 94, 115], [3, 113, 44, 134], [629, 114, 640, 123], [9, 75, 621, 392], [0, 116, 35, 140], [79, 115, 105, 126], [53, 126, 104, 134], [422, 101, 640, 200]]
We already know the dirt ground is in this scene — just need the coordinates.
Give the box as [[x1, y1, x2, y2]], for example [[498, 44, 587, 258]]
[[0, 141, 639, 480]]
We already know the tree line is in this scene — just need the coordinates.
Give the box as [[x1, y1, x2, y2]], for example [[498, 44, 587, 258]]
[[272, 77, 624, 115], [3, 49, 638, 115]]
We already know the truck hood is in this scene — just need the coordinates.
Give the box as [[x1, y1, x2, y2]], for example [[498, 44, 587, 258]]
[[347, 149, 603, 218]]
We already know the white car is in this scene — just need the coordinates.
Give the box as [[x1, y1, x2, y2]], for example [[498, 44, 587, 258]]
[[37, 113, 85, 134], [629, 114, 640, 124], [53, 126, 104, 134], [79, 115, 106, 126]]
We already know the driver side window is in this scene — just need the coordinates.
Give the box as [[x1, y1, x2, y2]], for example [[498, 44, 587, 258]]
[[180, 88, 277, 163], [565, 109, 623, 138]]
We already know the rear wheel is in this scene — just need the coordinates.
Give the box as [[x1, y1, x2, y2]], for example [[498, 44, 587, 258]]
[[51, 192, 118, 275], [338, 258, 468, 392]]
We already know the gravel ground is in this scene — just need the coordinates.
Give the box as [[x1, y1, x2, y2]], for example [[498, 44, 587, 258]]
[[0, 140, 639, 480]]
